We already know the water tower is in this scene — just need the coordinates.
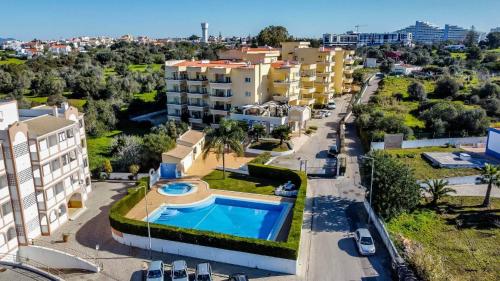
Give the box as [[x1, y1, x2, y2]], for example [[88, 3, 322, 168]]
[[201, 22, 209, 43]]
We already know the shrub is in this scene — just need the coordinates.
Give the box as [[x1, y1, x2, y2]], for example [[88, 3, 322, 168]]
[[109, 166, 307, 259], [308, 126, 318, 130], [248, 152, 272, 165], [305, 129, 313, 135]]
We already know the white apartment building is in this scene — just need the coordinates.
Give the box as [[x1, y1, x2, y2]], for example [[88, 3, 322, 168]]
[[0, 100, 91, 259]]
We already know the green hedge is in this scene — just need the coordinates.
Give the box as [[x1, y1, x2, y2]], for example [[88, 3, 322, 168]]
[[109, 166, 307, 259], [248, 152, 272, 165]]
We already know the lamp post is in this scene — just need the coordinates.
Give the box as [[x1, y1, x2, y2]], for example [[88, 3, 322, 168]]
[[144, 184, 152, 259], [360, 155, 375, 224]]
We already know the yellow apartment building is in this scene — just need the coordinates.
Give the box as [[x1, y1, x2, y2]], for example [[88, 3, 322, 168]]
[[281, 42, 355, 105]]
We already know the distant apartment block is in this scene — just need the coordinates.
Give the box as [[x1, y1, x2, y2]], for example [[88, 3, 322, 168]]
[[0, 101, 91, 259], [490, 27, 500, 33], [395, 21, 483, 44], [322, 32, 412, 47]]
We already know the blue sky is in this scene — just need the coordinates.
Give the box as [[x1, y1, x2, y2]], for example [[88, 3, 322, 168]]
[[1, 0, 499, 40]]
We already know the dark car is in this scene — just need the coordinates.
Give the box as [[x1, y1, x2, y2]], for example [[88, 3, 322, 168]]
[[328, 145, 339, 157], [228, 273, 249, 281]]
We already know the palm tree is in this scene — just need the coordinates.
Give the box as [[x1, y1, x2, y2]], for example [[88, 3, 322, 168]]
[[423, 179, 455, 206], [480, 163, 500, 208], [202, 119, 244, 179], [251, 124, 266, 142], [271, 125, 291, 145]]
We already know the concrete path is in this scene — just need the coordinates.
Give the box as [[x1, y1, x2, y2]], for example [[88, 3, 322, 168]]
[[272, 91, 392, 281], [449, 184, 500, 198]]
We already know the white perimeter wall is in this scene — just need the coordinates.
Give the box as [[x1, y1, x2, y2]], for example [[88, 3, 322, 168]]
[[112, 231, 297, 274], [487, 130, 500, 155], [18, 245, 100, 272]]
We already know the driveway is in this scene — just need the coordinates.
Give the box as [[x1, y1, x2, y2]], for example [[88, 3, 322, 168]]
[[272, 91, 392, 281]]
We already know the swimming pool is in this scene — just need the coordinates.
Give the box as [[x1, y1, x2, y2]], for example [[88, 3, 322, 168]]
[[157, 182, 197, 196], [147, 196, 292, 240]]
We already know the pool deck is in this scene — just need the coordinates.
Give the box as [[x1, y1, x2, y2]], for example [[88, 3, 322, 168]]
[[125, 178, 295, 221]]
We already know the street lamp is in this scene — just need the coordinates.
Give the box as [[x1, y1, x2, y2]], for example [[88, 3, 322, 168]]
[[144, 184, 152, 259], [360, 155, 375, 224]]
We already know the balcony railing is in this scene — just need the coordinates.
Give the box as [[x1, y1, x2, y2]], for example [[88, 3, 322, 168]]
[[210, 78, 231, 83], [166, 101, 185, 105], [210, 92, 232, 98], [210, 105, 230, 111]]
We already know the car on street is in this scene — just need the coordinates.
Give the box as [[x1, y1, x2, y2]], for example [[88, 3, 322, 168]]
[[321, 110, 331, 117], [228, 273, 249, 281], [146, 260, 164, 281], [326, 102, 336, 110], [354, 228, 376, 255], [328, 144, 339, 157], [195, 263, 213, 281], [313, 111, 324, 119], [171, 260, 189, 281]]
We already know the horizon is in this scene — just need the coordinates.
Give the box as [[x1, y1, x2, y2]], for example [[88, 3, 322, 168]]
[[1, 0, 499, 41]]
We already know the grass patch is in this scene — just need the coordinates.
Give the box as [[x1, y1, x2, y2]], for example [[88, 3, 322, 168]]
[[87, 130, 122, 174], [202, 170, 280, 195], [385, 146, 480, 179], [133, 90, 157, 102], [128, 64, 162, 72], [0, 57, 26, 65], [387, 197, 500, 281], [450, 52, 467, 59], [249, 140, 290, 152]]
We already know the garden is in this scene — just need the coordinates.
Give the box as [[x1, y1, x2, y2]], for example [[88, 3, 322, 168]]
[[109, 163, 307, 259]]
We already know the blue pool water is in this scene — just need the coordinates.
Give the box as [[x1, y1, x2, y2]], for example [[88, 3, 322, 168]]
[[148, 196, 291, 240], [159, 182, 193, 195]]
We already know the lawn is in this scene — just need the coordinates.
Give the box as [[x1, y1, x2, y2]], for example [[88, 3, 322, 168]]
[[133, 90, 157, 102], [385, 146, 480, 179], [450, 52, 467, 59], [87, 130, 122, 173], [202, 170, 281, 196], [128, 63, 163, 72], [387, 197, 500, 281], [0, 57, 26, 65], [24, 94, 87, 110], [249, 140, 290, 152]]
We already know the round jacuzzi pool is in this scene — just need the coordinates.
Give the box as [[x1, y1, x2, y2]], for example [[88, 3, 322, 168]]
[[158, 182, 197, 196]]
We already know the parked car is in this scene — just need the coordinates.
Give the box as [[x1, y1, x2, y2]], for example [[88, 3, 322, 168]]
[[171, 260, 189, 281], [354, 228, 376, 255], [146, 260, 164, 281], [195, 263, 212, 281], [321, 110, 331, 117], [313, 111, 324, 119], [326, 102, 336, 110], [328, 145, 339, 157], [228, 273, 249, 281]]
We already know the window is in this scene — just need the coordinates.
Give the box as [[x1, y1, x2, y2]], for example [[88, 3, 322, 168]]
[[51, 159, 60, 171], [42, 163, 51, 176], [55, 182, 64, 195], [66, 129, 74, 139], [245, 91, 251, 97], [7, 227, 16, 241], [0, 175, 7, 188], [39, 139, 48, 151], [83, 158, 88, 168], [1, 202, 12, 216], [62, 154, 69, 166], [58, 132, 66, 142], [48, 135, 57, 147], [244, 77, 251, 83]]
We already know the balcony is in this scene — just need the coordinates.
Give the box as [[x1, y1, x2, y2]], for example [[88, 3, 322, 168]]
[[188, 117, 204, 124], [187, 91, 208, 99], [344, 77, 354, 84], [299, 98, 316, 106], [209, 107, 229, 116], [166, 90, 185, 97], [300, 63, 316, 70], [209, 80, 232, 89], [273, 79, 299, 87], [272, 93, 299, 103], [300, 75, 316, 82], [300, 87, 316, 95], [187, 103, 208, 111], [344, 68, 354, 75], [209, 93, 232, 102], [186, 78, 208, 86]]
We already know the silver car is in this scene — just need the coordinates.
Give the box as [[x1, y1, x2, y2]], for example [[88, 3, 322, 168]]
[[146, 260, 164, 281], [171, 260, 189, 281], [354, 228, 376, 255], [195, 263, 213, 281]]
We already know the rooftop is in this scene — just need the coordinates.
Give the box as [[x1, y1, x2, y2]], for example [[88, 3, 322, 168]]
[[173, 60, 253, 69], [22, 115, 75, 137], [178, 130, 204, 146], [162, 144, 192, 159]]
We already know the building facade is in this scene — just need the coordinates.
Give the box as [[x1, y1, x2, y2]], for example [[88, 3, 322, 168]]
[[322, 32, 412, 47], [396, 21, 482, 44], [0, 101, 91, 259]]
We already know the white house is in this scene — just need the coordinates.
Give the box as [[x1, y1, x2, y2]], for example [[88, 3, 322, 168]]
[[391, 64, 422, 75], [364, 58, 377, 68], [48, 45, 72, 56], [161, 130, 205, 174]]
